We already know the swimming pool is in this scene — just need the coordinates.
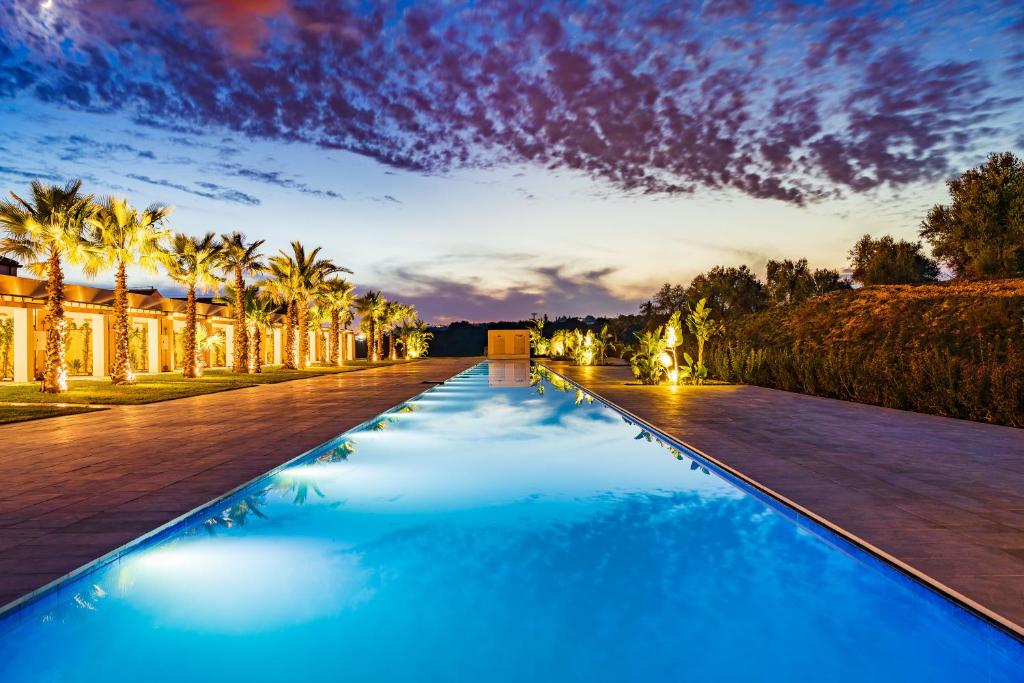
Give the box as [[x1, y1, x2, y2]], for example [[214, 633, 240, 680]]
[[0, 361, 1021, 681]]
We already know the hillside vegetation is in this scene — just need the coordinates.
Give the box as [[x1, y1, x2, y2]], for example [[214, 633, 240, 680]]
[[710, 279, 1024, 427]]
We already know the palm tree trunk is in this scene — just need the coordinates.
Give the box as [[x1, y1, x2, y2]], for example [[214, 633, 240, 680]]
[[330, 309, 340, 366], [42, 251, 67, 393], [297, 304, 309, 369], [284, 299, 297, 369], [251, 324, 263, 374], [375, 327, 383, 362], [367, 318, 377, 361], [389, 328, 398, 360], [232, 268, 248, 373], [111, 260, 134, 385], [183, 285, 199, 378]]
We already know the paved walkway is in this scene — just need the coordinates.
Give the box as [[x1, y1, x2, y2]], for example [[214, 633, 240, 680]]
[[546, 362, 1024, 632], [0, 358, 476, 609]]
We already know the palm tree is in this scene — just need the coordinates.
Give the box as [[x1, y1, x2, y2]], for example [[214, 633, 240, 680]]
[[266, 255, 300, 369], [320, 278, 355, 366], [390, 303, 418, 359], [354, 291, 385, 361], [381, 300, 411, 361], [166, 232, 222, 378], [269, 242, 342, 370], [215, 282, 273, 373], [246, 288, 277, 373], [87, 197, 172, 385], [220, 232, 265, 373], [0, 180, 94, 392], [307, 299, 332, 364], [396, 319, 432, 359]]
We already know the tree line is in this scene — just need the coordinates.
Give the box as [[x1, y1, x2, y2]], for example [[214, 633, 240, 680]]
[[0, 179, 430, 394], [642, 151, 1024, 322]]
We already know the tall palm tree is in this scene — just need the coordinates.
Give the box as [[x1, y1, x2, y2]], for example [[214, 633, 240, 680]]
[[0, 179, 94, 392], [269, 242, 342, 370], [166, 232, 222, 378], [218, 283, 276, 374], [354, 291, 385, 361], [384, 302, 416, 360], [380, 300, 401, 361], [246, 288, 277, 374], [87, 197, 172, 385], [220, 232, 265, 373], [308, 299, 332, 364], [266, 255, 300, 369], [320, 278, 355, 366], [292, 242, 342, 369]]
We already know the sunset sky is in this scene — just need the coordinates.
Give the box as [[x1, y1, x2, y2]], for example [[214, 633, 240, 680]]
[[1, 0, 1022, 322]]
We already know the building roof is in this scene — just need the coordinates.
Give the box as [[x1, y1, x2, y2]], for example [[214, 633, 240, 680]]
[[0, 273, 267, 321], [0, 257, 20, 267]]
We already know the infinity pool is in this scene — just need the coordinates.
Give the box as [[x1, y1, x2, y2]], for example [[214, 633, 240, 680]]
[[0, 361, 1021, 681]]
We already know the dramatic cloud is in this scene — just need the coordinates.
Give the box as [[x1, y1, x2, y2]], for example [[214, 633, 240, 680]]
[[380, 262, 636, 323], [1, 0, 1021, 205]]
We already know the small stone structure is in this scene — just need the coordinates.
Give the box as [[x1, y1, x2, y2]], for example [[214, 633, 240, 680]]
[[486, 329, 530, 359]]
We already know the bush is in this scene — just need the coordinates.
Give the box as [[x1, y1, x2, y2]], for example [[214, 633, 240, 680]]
[[709, 279, 1024, 427]]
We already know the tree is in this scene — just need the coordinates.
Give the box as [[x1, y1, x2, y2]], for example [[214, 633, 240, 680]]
[[811, 268, 851, 296], [765, 258, 815, 306], [686, 265, 766, 319], [396, 320, 432, 358], [849, 234, 939, 285], [920, 151, 1024, 278], [652, 282, 688, 314], [383, 302, 415, 360], [291, 242, 341, 369], [87, 198, 171, 384], [166, 232, 222, 378], [354, 291, 385, 361], [686, 297, 723, 385], [0, 179, 94, 392], [267, 254, 300, 369], [220, 232, 265, 373], [380, 300, 403, 360], [215, 283, 274, 373], [529, 317, 550, 356], [245, 287, 277, 374], [268, 242, 341, 369], [320, 278, 355, 365]]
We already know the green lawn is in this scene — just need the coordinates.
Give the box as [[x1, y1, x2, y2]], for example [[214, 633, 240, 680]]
[[0, 404, 107, 424], [0, 360, 410, 407]]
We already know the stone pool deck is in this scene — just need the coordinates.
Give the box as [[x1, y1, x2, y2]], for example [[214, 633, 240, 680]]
[[545, 362, 1024, 633], [0, 358, 477, 609]]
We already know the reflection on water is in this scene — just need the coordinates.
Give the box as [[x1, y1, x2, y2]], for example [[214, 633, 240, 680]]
[[0, 362, 1021, 682], [488, 359, 531, 387]]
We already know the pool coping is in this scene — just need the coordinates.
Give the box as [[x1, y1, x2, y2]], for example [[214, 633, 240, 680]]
[[0, 364, 466, 623], [538, 362, 1024, 643]]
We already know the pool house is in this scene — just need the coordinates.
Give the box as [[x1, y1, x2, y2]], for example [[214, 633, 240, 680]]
[[0, 267, 356, 382]]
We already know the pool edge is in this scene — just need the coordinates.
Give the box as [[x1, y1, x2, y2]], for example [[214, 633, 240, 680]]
[[0, 362, 482, 622], [539, 362, 1024, 643]]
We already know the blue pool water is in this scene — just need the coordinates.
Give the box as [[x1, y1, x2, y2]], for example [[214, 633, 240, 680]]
[[0, 361, 1021, 681]]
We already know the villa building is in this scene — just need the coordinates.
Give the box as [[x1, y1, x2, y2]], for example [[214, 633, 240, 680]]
[[0, 272, 356, 382]]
